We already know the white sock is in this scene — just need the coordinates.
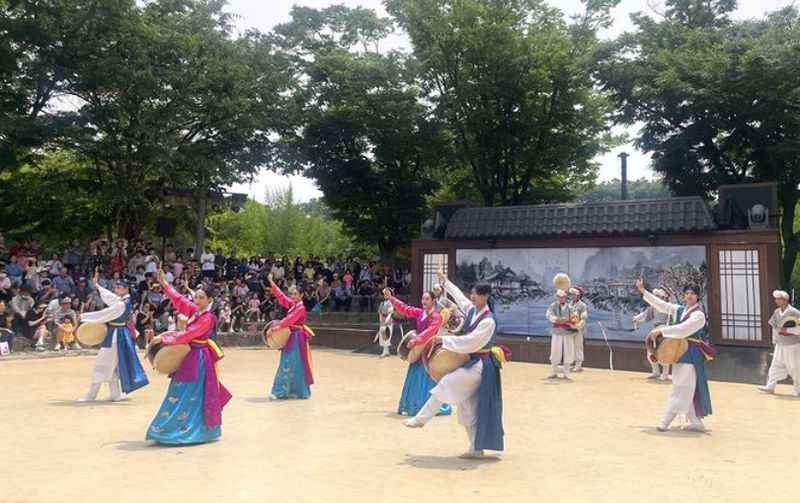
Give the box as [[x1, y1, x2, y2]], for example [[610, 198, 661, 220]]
[[659, 411, 677, 429], [83, 382, 101, 400], [414, 396, 444, 425], [109, 378, 122, 399]]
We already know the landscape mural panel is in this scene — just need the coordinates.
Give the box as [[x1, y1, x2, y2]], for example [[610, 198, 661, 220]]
[[454, 246, 708, 342]]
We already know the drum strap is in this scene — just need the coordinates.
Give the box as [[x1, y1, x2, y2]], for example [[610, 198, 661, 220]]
[[462, 309, 492, 334]]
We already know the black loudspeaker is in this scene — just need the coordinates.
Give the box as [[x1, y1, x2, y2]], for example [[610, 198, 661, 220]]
[[155, 217, 177, 238], [717, 182, 778, 229]]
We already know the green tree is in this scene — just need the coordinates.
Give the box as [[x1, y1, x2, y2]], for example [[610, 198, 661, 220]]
[[597, 2, 800, 286], [578, 177, 671, 203], [385, 0, 620, 206], [274, 6, 448, 263], [1, 1, 293, 249], [206, 186, 363, 258]]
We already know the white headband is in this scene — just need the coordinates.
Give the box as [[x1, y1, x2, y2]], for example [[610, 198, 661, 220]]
[[773, 290, 790, 300]]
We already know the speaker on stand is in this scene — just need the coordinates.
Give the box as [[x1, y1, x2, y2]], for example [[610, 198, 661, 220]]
[[155, 217, 178, 259]]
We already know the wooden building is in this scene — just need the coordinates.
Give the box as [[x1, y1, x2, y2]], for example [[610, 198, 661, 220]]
[[411, 186, 782, 379]]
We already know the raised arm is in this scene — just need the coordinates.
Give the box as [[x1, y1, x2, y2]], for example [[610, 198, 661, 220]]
[[442, 279, 473, 315], [660, 311, 706, 339], [162, 281, 197, 318], [642, 290, 679, 319], [270, 283, 295, 310], [274, 303, 306, 330], [160, 312, 215, 345], [388, 296, 423, 320], [80, 285, 126, 324], [95, 284, 122, 308]]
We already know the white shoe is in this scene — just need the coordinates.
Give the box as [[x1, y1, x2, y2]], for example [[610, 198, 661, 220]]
[[656, 425, 669, 432], [458, 450, 485, 459], [108, 395, 123, 402], [646, 373, 660, 380], [757, 386, 775, 394], [71, 342, 82, 350], [403, 417, 425, 428], [35, 345, 45, 352], [54, 344, 62, 351], [77, 395, 95, 403], [546, 374, 558, 379], [659, 375, 669, 381], [268, 394, 278, 401]]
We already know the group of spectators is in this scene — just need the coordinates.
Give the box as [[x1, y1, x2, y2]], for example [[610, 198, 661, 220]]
[[0, 232, 411, 355]]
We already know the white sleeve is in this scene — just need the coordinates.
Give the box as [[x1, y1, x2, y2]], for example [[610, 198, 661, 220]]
[[660, 311, 706, 339], [95, 284, 122, 308], [642, 290, 679, 319], [80, 302, 126, 324], [546, 304, 558, 323], [443, 279, 474, 315], [441, 318, 496, 354]]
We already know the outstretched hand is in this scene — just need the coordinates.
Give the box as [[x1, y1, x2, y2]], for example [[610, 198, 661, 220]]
[[383, 287, 392, 300], [635, 278, 645, 294], [436, 257, 446, 284]]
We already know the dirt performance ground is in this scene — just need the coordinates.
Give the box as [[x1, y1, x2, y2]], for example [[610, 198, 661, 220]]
[[2, 347, 799, 503]]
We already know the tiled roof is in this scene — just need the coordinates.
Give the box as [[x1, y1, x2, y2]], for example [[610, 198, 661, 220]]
[[443, 197, 716, 240]]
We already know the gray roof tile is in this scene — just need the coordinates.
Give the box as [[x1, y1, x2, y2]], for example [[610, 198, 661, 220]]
[[443, 197, 716, 240]]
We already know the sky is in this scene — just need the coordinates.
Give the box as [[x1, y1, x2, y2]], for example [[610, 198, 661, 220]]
[[225, 0, 796, 202]]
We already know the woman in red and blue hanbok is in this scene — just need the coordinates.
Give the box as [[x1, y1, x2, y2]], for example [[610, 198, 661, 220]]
[[267, 275, 315, 400], [387, 290, 451, 417], [146, 272, 232, 445]]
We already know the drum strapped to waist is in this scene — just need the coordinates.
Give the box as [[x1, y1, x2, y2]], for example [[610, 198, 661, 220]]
[[646, 332, 688, 365], [397, 330, 427, 363], [780, 316, 800, 330], [76, 322, 107, 346], [424, 342, 470, 382], [146, 334, 191, 375], [262, 322, 291, 350]]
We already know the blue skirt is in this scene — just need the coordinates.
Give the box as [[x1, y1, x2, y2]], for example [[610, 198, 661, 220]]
[[146, 350, 221, 445], [271, 343, 311, 399], [397, 361, 451, 416]]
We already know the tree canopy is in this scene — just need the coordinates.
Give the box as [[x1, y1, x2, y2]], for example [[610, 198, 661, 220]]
[[273, 6, 449, 262], [385, 0, 620, 206], [597, 1, 800, 285]]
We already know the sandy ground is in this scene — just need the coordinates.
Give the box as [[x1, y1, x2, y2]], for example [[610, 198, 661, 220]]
[[2, 347, 799, 503]]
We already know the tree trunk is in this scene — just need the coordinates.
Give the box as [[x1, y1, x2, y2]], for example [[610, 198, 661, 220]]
[[194, 191, 208, 261], [780, 191, 799, 289]]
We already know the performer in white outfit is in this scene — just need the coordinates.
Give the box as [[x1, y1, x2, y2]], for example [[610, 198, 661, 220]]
[[547, 290, 576, 379], [374, 294, 394, 358], [404, 267, 505, 459], [77, 274, 148, 402], [569, 287, 588, 372], [633, 287, 673, 380], [758, 290, 800, 396], [637, 280, 714, 432]]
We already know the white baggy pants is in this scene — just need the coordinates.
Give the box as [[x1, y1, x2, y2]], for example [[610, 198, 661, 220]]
[[764, 344, 800, 393]]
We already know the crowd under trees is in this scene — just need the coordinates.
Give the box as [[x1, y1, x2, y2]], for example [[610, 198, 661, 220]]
[[2, 0, 799, 283]]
